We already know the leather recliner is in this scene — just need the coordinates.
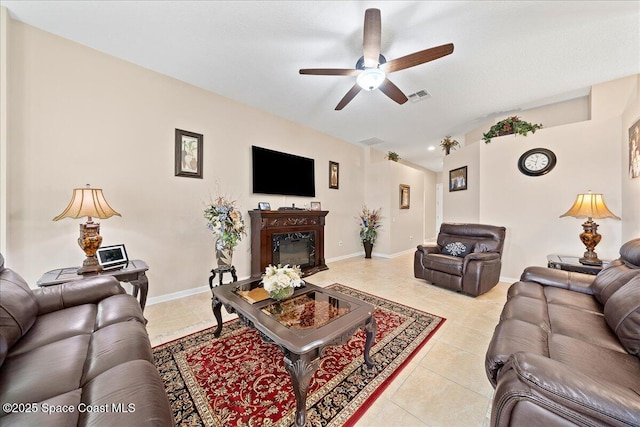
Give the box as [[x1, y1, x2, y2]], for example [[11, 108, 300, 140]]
[[0, 253, 174, 426], [414, 223, 507, 296], [485, 238, 640, 427]]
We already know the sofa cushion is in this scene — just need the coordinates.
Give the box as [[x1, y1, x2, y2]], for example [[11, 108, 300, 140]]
[[424, 254, 463, 276], [0, 268, 38, 349], [592, 260, 639, 305], [604, 276, 640, 355], [441, 240, 473, 257]]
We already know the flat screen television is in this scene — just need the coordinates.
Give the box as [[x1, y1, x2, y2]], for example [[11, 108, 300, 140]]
[[252, 146, 315, 197]]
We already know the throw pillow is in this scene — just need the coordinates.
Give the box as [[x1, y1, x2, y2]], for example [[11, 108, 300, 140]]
[[441, 241, 473, 258]]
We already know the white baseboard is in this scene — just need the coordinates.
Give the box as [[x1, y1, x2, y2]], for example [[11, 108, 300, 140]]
[[146, 274, 251, 306], [326, 252, 362, 263], [499, 275, 519, 284]]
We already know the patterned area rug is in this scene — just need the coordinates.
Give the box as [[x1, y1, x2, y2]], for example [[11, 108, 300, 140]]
[[153, 284, 445, 426]]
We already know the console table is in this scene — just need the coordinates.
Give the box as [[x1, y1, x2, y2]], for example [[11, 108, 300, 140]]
[[249, 210, 329, 279], [37, 260, 149, 311]]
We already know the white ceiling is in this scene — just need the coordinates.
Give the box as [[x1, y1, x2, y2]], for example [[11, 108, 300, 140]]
[[2, 1, 639, 171]]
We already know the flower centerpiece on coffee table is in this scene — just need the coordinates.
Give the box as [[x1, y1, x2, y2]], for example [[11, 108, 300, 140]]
[[262, 264, 304, 301], [204, 196, 246, 268]]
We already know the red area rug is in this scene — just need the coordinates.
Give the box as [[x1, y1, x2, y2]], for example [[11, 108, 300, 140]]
[[153, 284, 445, 426]]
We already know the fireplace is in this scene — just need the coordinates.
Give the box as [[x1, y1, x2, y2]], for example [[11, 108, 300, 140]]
[[273, 232, 315, 268], [249, 210, 328, 278]]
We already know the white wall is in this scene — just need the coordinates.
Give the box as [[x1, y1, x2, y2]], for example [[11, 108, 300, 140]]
[[442, 142, 480, 222]]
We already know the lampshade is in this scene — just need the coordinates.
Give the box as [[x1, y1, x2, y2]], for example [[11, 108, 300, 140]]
[[53, 186, 121, 221], [356, 68, 385, 91], [559, 192, 620, 220]]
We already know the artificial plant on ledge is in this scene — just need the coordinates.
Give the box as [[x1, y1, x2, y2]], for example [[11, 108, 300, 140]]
[[385, 151, 400, 161], [482, 116, 543, 143], [440, 136, 460, 155]]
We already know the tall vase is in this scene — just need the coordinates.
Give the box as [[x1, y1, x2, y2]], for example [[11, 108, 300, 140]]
[[216, 247, 233, 268], [363, 241, 373, 259]]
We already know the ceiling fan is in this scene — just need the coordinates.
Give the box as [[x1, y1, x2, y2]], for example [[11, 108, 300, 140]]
[[299, 8, 454, 110]]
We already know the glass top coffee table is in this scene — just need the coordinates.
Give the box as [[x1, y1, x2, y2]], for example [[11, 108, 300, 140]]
[[210, 278, 377, 427]]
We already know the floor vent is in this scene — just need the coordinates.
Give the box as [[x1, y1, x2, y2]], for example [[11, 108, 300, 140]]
[[408, 89, 431, 103]]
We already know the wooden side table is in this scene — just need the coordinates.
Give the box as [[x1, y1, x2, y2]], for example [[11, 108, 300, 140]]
[[37, 260, 149, 312], [547, 255, 609, 275]]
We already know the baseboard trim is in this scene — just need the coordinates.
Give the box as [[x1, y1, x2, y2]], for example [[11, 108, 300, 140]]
[[326, 252, 362, 263], [146, 274, 250, 306], [499, 275, 519, 284]]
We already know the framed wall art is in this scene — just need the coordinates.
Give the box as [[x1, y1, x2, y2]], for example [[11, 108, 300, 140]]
[[329, 161, 339, 189], [449, 166, 467, 192], [629, 118, 640, 179], [175, 129, 203, 178], [400, 184, 410, 209], [310, 201, 322, 211]]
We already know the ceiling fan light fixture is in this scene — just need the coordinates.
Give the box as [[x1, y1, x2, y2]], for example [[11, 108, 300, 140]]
[[356, 67, 385, 91]]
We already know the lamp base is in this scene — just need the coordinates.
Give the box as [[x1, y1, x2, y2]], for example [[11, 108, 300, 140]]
[[77, 220, 104, 276], [77, 255, 103, 275], [578, 219, 603, 266]]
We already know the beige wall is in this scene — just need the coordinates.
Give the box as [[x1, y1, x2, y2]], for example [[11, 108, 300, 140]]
[[4, 17, 431, 299], [621, 75, 640, 239], [4, 19, 370, 297], [445, 76, 637, 280]]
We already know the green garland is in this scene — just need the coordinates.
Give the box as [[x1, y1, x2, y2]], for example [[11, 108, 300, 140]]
[[483, 116, 543, 143]]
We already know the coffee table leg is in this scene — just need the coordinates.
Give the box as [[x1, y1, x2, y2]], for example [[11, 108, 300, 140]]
[[364, 316, 377, 369], [211, 296, 223, 338], [283, 355, 319, 427]]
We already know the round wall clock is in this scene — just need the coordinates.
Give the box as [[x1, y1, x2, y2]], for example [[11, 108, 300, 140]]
[[517, 148, 557, 176]]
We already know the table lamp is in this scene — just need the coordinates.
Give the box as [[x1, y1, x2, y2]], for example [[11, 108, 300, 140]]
[[560, 191, 620, 266], [53, 185, 121, 274]]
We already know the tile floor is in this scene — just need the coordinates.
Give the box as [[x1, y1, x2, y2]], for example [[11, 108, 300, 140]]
[[145, 253, 508, 427]]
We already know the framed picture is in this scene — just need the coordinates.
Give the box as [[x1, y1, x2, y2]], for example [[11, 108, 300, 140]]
[[449, 166, 468, 192], [96, 244, 128, 270], [175, 129, 203, 178], [310, 201, 321, 211], [629, 117, 640, 178], [399, 184, 410, 209], [329, 161, 339, 189], [258, 202, 271, 211]]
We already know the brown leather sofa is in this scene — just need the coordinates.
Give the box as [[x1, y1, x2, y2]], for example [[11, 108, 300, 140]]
[[414, 223, 506, 296], [0, 253, 174, 426], [485, 238, 640, 427]]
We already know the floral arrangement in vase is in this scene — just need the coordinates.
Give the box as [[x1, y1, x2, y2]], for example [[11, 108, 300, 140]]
[[358, 206, 382, 244], [440, 136, 460, 155], [482, 116, 543, 143], [262, 264, 304, 301], [204, 196, 246, 266]]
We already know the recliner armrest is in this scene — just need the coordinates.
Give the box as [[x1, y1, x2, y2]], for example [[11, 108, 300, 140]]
[[520, 266, 595, 294], [33, 276, 126, 315], [416, 244, 440, 255], [494, 352, 640, 427]]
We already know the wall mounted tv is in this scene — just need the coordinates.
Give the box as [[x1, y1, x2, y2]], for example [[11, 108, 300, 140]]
[[252, 146, 315, 197]]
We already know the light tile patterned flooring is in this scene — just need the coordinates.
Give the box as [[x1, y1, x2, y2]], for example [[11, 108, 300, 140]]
[[146, 253, 508, 427]]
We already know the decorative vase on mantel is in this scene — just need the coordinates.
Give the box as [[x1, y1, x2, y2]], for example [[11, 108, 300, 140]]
[[363, 241, 374, 259], [216, 246, 233, 269]]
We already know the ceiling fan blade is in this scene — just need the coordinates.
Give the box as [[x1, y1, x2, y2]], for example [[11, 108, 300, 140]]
[[379, 79, 408, 105], [335, 84, 362, 110], [362, 8, 381, 67], [381, 43, 454, 73], [299, 68, 360, 76]]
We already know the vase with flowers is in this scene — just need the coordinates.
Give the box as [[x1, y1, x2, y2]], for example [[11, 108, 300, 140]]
[[358, 206, 382, 258], [204, 196, 247, 268], [262, 264, 304, 301], [440, 136, 460, 155]]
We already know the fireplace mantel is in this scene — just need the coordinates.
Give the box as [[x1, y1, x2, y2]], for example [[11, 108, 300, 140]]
[[249, 210, 329, 279]]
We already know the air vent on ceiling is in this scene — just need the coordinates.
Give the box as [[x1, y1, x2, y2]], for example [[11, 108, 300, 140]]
[[359, 137, 385, 146], [407, 89, 432, 103]]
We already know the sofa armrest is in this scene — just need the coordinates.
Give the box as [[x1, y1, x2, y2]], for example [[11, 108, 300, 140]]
[[416, 244, 440, 255], [493, 352, 640, 427], [33, 276, 126, 315], [520, 266, 595, 295]]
